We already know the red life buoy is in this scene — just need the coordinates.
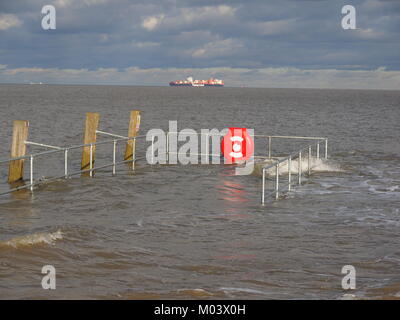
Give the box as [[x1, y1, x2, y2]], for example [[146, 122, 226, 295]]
[[221, 128, 254, 164]]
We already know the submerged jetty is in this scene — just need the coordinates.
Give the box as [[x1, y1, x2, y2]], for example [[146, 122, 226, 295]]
[[0, 113, 328, 204]]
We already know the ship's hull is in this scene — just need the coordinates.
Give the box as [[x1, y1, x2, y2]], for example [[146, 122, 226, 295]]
[[169, 83, 224, 87]]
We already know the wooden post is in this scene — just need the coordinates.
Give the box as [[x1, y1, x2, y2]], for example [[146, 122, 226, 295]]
[[8, 120, 29, 183], [124, 110, 141, 161], [81, 112, 100, 172]]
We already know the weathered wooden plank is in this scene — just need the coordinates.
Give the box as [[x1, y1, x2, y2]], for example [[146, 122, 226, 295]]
[[81, 112, 100, 172], [8, 120, 29, 183], [124, 110, 141, 161]]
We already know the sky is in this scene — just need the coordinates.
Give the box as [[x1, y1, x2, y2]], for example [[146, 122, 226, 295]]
[[0, 0, 399, 89]]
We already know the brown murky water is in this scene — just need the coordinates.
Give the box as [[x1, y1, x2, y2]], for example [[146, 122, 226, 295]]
[[0, 85, 399, 299]]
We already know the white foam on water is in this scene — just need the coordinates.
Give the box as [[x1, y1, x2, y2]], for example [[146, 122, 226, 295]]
[[219, 287, 267, 295], [0, 230, 63, 248], [359, 179, 400, 196], [177, 288, 215, 297], [252, 157, 343, 177]]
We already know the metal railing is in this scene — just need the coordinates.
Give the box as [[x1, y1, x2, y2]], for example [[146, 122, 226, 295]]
[[163, 132, 328, 161], [252, 135, 328, 160], [0, 134, 146, 196], [1, 130, 328, 203], [260, 138, 327, 204]]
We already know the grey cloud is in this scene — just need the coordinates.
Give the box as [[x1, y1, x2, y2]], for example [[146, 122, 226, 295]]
[[0, 0, 399, 88]]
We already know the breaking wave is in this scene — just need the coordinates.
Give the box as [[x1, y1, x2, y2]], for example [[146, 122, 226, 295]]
[[0, 230, 63, 249], [252, 157, 344, 177]]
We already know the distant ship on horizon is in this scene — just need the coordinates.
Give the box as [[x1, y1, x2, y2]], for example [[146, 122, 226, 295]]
[[169, 76, 224, 87]]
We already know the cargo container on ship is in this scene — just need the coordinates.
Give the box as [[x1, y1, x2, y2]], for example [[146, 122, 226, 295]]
[[169, 77, 224, 87]]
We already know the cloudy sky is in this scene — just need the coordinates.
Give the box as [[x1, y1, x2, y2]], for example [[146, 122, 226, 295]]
[[0, 0, 399, 89]]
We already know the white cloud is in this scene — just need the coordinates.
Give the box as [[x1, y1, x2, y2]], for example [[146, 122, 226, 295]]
[[133, 41, 161, 48], [3, 67, 73, 75], [191, 38, 243, 58], [54, 0, 110, 8], [0, 14, 22, 31], [355, 28, 386, 40], [142, 5, 237, 31], [362, 0, 389, 11], [142, 15, 164, 31], [82, 0, 109, 5], [180, 5, 236, 23], [252, 18, 298, 36], [53, 0, 74, 8]]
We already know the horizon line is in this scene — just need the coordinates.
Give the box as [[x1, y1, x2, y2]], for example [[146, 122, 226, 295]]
[[0, 82, 398, 92]]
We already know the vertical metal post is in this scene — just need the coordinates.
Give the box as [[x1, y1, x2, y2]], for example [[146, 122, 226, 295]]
[[132, 137, 136, 170], [268, 136, 272, 159], [151, 135, 154, 164], [298, 151, 302, 185], [325, 139, 328, 159], [288, 156, 291, 192], [166, 132, 169, 163], [261, 168, 266, 204], [317, 142, 320, 159], [275, 163, 279, 200], [89, 143, 93, 177], [308, 145, 311, 176], [205, 133, 209, 160], [30, 155, 34, 191], [64, 149, 68, 178], [113, 140, 116, 175]]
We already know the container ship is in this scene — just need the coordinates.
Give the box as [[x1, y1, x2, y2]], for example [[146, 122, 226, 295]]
[[169, 77, 224, 87]]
